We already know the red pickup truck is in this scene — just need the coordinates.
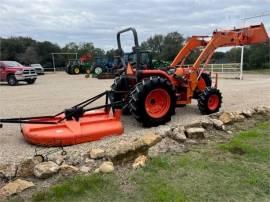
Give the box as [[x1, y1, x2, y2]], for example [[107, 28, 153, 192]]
[[0, 61, 37, 86]]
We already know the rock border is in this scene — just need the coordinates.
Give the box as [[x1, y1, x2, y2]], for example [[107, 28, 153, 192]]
[[0, 105, 269, 197]]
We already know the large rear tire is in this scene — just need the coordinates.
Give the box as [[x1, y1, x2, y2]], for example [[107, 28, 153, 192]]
[[198, 87, 222, 115], [130, 77, 175, 127], [111, 76, 135, 114]]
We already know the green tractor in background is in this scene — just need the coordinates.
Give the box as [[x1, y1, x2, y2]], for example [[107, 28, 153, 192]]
[[65, 53, 92, 75]]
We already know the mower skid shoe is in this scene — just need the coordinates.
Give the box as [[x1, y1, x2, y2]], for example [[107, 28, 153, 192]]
[[21, 109, 123, 146]]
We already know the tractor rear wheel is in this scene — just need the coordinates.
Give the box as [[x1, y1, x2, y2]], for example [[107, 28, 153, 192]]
[[197, 87, 222, 114], [130, 77, 175, 127], [111, 76, 135, 114]]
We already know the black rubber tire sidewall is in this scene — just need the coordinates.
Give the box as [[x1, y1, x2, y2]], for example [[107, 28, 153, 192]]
[[130, 77, 175, 127], [197, 87, 222, 115], [7, 75, 17, 86], [26, 79, 36, 84]]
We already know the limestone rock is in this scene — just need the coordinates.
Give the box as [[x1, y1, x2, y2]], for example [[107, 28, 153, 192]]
[[0, 179, 34, 197], [231, 112, 245, 121], [169, 128, 186, 143], [211, 119, 224, 130], [185, 127, 205, 139], [59, 164, 79, 176], [17, 157, 41, 178], [155, 125, 172, 138], [132, 155, 148, 169], [90, 148, 105, 159], [241, 110, 254, 118], [106, 139, 147, 163], [186, 139, 199, 145], [254, 106, 268, 114], [98, 161, 114, 173], [142, 133, 162, 147], [79, 165, 91, 173], [0, 164, 17, 180], [65, 151, 84, 166], [219, 112, 233, 124], [148, 137, 186, 157], [33, 161, 59, 179], [94, 168, 100, 173], [106, 133, 161, 164], [200, 119, 213, 129], [48, 155, 64, 165]]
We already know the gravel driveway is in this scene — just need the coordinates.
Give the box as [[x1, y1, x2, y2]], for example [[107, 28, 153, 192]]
[[0, 72, 270, 163]]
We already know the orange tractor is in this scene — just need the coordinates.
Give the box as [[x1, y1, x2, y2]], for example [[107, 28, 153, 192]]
[[0, 24, 268, 146], [112, 24, 269, 127]]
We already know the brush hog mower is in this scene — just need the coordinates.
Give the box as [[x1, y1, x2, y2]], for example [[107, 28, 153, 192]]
[[0, 24, 268, 146], [0, 91, 124, 146]]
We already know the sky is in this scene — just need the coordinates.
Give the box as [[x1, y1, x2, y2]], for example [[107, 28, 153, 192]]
[[1, 0, 270, 50]]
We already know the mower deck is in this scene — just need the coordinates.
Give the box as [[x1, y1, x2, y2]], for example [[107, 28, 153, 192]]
[[22, 110, 123, 146]]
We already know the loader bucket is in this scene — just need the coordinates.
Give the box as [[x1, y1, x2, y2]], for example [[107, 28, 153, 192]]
[[241, 24, 269, 45], [21, 109, 123, 146]]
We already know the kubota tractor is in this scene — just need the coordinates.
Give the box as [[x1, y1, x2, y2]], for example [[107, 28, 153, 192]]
[[111, 25, 269, 127]]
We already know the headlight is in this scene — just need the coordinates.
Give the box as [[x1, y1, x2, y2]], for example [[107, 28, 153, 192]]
[[15, 70, 23, 74]]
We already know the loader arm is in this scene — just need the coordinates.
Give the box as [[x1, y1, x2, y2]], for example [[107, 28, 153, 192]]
[[183, 23, 269, 96], [170, 36, 208, 67], [192, 23, 269, 71]]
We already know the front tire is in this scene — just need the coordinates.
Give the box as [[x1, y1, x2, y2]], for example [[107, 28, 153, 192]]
[[198, 87, 222, 115], [94, 67, 103, 75], [193, 73, 212, 99], [7, 75, 17, 86], [26, 79, 36, 84], [73, 66, 80, 74], [130, 77, 175, 127]]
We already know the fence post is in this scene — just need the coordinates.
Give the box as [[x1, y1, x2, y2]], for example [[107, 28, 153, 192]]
[[240, 46, 244, 80]]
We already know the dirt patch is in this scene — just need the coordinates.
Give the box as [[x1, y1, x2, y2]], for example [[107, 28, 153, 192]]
[[0, 72, 270, 164]]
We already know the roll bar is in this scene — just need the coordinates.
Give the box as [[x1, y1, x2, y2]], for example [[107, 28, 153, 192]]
[[117, 27, 139, 49], [116, 27, 141, 71]]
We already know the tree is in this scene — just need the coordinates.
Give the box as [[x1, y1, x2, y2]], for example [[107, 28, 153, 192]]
[[141, 34, 163, 60], [141, 32, 184, 61], [161, 32, 184, 61], [246, 43, 270, 69], [18, 46, 40, 65]]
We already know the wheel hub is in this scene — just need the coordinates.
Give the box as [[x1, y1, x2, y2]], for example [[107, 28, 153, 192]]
[[208, 95, 219, 110], [145, 88, 171, 119]]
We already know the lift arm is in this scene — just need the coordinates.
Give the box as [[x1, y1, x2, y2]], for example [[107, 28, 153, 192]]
[[192, 23, 269, 71], [170, 36, 208, 67]]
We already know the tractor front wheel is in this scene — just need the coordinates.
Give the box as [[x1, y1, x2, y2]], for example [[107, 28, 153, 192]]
[[94, 67, 103, 75], [197, 87, 222, 114], [130, 77, 175, 127], [73, 66, 80, 74]]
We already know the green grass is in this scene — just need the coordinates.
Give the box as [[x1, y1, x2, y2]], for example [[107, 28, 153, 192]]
[[32, 174, 123, 202], [31, 121, 270, 202]]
